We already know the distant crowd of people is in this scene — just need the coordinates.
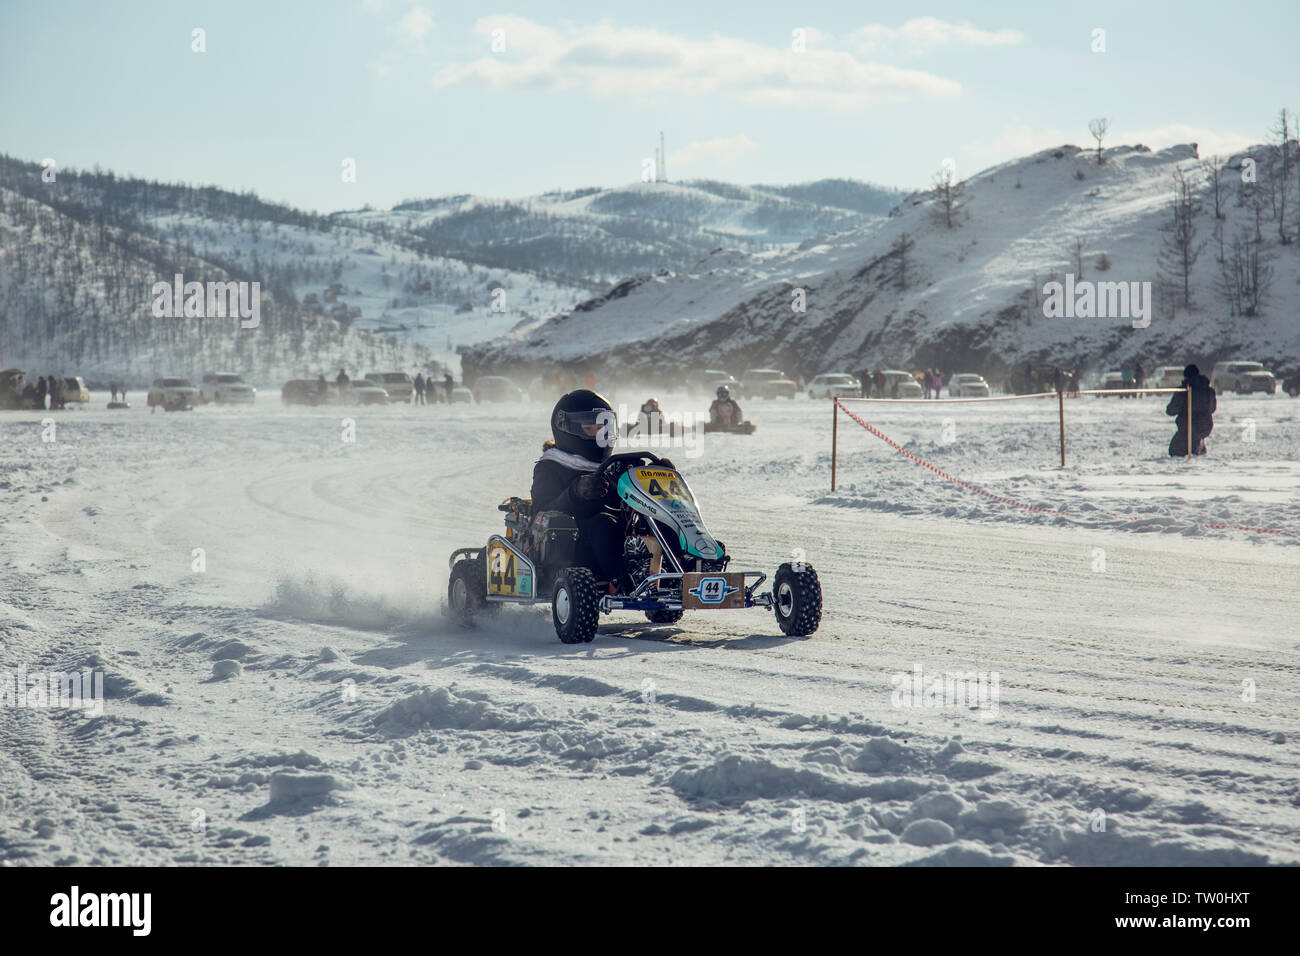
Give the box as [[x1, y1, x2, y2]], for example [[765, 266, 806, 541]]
[[16, 374, 71, 410], [854, 368, 949, 399], [322, 369, 457, 403], [410, 371, 456, 404]]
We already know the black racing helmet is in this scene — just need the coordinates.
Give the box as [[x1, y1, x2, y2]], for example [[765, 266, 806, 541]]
[[716, 385, 730, 398], [551, 388, 616, 461]]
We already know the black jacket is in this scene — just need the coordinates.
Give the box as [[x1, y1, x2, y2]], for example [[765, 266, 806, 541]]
[[530, 453, 625, 520], [1166, 377, 1217, 430]]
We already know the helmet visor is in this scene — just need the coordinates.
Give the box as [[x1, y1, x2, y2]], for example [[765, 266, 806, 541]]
[[556, 407, 616, 438]]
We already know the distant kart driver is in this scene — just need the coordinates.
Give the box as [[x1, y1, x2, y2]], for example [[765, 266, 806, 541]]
[[709, 385, 743, 426]]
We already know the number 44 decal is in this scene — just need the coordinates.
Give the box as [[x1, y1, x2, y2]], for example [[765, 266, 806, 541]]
[[688, 576, 738, 604]]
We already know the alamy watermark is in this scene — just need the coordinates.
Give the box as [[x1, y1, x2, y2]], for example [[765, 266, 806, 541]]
[[890, 663, 1000, 720], [1042, 273, 1150, 329], [1, 666, 105, 716], [597, 406, 705, 459], [151, 273, 260, 328]]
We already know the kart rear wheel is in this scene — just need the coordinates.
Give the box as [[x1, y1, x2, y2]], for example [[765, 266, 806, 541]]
[[447, 556, 497, 625], [645, 609, 683, 625], [772, 562, 822, 637], [553, 567, 600, 644]]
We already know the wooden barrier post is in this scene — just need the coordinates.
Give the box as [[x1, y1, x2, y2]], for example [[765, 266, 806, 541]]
[[831, 398, 838, 491], [1186, 384, 1193, 457], [1058, 388, 1066, 467]]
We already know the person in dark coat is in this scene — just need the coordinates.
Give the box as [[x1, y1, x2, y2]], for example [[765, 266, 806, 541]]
[[1166, 364, 1216, 456], [35, 376, 47, 409], [530, 389, 644, 589]]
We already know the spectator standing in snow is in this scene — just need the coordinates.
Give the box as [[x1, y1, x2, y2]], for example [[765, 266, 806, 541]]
[[1166, 364, 1216, 456], [35, 375, 47, 410], [1134, 361, 1146, 397], [444, 372, 454, 402], [414, 373, 426, 405], [336, 368, 349, 399], [874, 369, 885, 398]]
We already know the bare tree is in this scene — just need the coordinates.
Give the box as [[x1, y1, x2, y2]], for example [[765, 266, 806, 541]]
[[1200, 156, 1226, 219], [1158, 168, 1204, 309], [931, 166, 960, 228], [890, 232, 915, 290], [1271, 108, 1293, 244], [1071, 236, 1085, 279], [1088, 118, 1110, 164], [1220, 230, 1273, 317]]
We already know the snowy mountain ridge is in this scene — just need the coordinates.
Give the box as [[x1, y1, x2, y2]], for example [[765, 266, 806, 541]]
[[464, 142, 1300, 387]]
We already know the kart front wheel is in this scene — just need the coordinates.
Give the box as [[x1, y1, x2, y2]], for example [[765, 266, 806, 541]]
[[553, 567, 600, 644], [772, 562, 822, 637]]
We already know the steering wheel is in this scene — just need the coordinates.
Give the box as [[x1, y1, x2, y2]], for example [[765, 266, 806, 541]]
[[594, 451, 664, 479]]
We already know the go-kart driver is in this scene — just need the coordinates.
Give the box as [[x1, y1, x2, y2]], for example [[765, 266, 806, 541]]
[[709, 385, 743, 426], [531, 389, 674, 591]]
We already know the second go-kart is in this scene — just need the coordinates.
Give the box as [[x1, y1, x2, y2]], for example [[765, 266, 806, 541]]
[[702, 420, 756, 434], [446, 451, 821, 644]]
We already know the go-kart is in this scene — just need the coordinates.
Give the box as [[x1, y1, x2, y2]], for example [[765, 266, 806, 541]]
[[446, 451, 821, 644], [702, 419, 756, 434]]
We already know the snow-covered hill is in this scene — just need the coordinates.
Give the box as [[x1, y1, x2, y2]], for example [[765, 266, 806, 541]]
[[464, 144, 1300, 387], [0, 157, 900, 382], [343, 178, 902, 283]]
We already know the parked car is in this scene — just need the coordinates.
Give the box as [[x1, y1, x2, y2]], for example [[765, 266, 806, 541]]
[[880, 370, 924, 398], [449, 386, 474, 404], [200, 372, 256, 404], [1097, 371, 1128, 395], [806, 373, 862, 399], [474, 376, 524, 402], [346, 380, 390, 405], [365, 372, 414, 403], [147, 377, 200, 411], [1211, 361, 1277, 395], [740, 368, 797, 400], [947, 373, 991, 398], [1153, 365, 1185, 389], [281, 379, 335, 405], [687, 369, 741, 397], [60, 376, 91, 404]]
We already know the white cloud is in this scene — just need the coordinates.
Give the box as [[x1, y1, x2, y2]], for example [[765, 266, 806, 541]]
[[669, 135, 759, 169], [852, 17, 1025, 56], [398, 7, 433, 42], [433, 17, 962, 108]]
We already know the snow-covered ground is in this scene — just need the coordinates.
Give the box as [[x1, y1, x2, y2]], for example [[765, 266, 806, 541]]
[[1, 391, 1297, 865]]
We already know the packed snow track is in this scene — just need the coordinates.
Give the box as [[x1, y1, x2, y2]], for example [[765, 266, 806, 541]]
[[1, 394, 1297, 866]]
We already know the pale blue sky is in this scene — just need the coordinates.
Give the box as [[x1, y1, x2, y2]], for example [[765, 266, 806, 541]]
[[0, 1, 1289, 212]]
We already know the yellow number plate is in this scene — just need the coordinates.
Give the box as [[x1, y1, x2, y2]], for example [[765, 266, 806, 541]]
[[633, 468, 693, 504], [487, 540, 532, 597]]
